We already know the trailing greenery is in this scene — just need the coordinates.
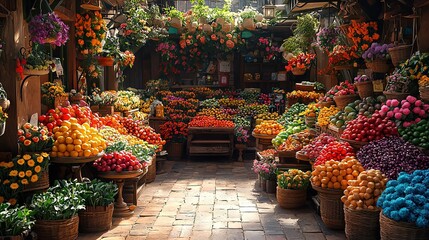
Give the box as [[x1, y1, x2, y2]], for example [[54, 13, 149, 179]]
[[80, 179, 118, 207], [190, 0, 211, 22], [0, 203, 34, 236], [281, 35, 304, 55], [239, 6, 259, 20], [31, 180, 85, 220], [211, 0, 233, 23], [293, 14, 319, 43]]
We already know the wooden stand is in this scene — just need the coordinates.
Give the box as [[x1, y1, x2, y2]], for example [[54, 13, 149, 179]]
[[252, 134, 275, 151], [149, 116, 168, 133], [277, 151, 312, 171], [187, 127, 234, 158], [98, 170, 145, 217], [50, 154, 102, 182], [235, 144, 246, 162], [123, 156, 153, 205]]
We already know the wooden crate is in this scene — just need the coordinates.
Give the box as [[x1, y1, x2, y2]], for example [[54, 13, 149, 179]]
[[149, 116, 168, 133], [187, 127, 234, 158], [253, 134, 275, 151], [277, 151, 312, 171], [98, 105, 114, 116], [122, 108, 139, 117]]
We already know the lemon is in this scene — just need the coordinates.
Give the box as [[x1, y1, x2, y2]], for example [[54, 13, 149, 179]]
[[82, 122, 90, 130], [69, 118, 78, 124], [74, 145, 82, 152], [73, 139, 82, 145], [83, 149, 92, 157], [61, 121, 71, 128], [64, 151, 70, 157], [60, 126, 69, 132]]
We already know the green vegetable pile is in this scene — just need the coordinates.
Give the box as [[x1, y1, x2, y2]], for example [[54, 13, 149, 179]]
[[399, 119, 429, 149]]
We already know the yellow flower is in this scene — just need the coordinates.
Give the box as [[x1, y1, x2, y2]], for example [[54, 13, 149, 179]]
[[23, 154, 31, 160], [17, 159, 25, 165], [3, 180, 10, 185], [27, 159, 35, 167], [31, 175, 39, 183], [18, 171, 25, 178], [34, 165, 42, 173], [26, 170, 32, 177], [10, 183, 19, 190], [21, 179, 29, 185], [41, 152, 49, 158], [9, 170, 18, 177], [37, 156, 44, 163]]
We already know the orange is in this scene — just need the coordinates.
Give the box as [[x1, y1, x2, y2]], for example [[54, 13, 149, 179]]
[[73, 139, 82, 145], [52, 146, 58, 152], [66, 144, 75, 152], [91, 148, 99, 155], [78, 151, 84, 157], [65, 137, 73, 144], [58, 144, 67, 153], [74, 145, 82, 152], [83, 149, 92, 157], [57, 136, 65, 144], [54, 132, 63, 139], [82, 143, 91, 150], [59, 126, 69, 132], [61, 121, 71, 128], [50, 152, 57, 157], [64, 151, 70, 157], [70, 151, 79, 157], [57, 152, 64, 157], [69, 118, 78, 123], [52, 126, 60, 133]]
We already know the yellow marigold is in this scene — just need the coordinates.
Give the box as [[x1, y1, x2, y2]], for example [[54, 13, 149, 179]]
[[10, 183, 19, 190], [23, 154, 31, 160], [17, 159, 25, 165], [34, 165, 42, 173], [27, 160, 35, 167], [9, 170, 18, 177], [18, 171, 25, 178], [37, 156, 44, 163], [21, 179, 29, 185], [7, 162, 13, 168], [41, 152, 49, 158], [31, 175, 39, 183], [26, 170, 32, 177]]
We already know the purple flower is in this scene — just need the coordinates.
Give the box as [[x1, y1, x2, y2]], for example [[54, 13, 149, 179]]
[[29, 13, 69, 46]]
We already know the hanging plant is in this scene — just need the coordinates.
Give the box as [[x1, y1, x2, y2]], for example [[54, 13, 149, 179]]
[[75, 11, 107, 55], [28, 12, 69, 47]]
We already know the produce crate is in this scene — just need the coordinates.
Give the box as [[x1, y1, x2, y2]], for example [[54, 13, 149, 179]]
[[187, 127, 234, 158], [122, 108, 139, 117], [295, 83, 315, 91]]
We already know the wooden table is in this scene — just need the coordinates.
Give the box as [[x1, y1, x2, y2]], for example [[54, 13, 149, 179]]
[[187, 127, 234, 159], [50, 154, 102, 182]]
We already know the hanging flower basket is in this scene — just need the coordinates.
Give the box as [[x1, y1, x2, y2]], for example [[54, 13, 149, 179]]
[[96, 56, 114, 66], [291, 68, 306, 76], [28, 12, 69, 47], [365, 59, 391, 73]]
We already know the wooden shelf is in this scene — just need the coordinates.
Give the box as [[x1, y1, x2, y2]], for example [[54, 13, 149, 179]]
[[187, 127, 234, 158], [192, 140, 231, 144]]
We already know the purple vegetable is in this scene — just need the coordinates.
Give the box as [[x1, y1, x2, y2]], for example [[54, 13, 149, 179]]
[[357, 136, 429, 179]]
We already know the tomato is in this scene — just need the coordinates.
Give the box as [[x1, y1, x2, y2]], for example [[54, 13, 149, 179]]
[[46, 123, 54, 129], [61, 113, 71, 120], [38, 115, 47, 122]]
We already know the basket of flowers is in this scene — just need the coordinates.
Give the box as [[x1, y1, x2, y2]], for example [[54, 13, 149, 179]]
[[285, 53, 315, 76], [384, 72, 410, 101], [354, 75, 374, 99], [28, 12, 69, 46], [277, 169, 311, 209], [362, 43, 393, 73]]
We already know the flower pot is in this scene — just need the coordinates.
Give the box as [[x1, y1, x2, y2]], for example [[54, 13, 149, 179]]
[[260, 178, 267, 191], [355, 81, 374, 99], [383, 91, 409, 101], [333, 94, 359, 109], [166, 142, 185, 161], [235, 144, 246, 162], [276, 187, 307, 209], [34, 215, 79, 240], [312, 185, 344, 229], [242, 18, 256, 31], [266, 180, 276, 193], [97, 56, 114, 67], [79, 204, 114, 232], [0, 236, 24, 240], [169, 17, 182, 29], [0, 122, 5, 136], [380, 213, 429, 240], [291, 68, 306, 76], [0, 98, 10, 111], [23, 68, 49, 76], [344, 207, 380, 240], [366, 59, 391, 73]]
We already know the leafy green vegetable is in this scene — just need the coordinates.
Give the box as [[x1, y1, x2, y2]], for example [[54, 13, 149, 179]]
[[0, 203, 34, 236], [80, 179, 117, 207]]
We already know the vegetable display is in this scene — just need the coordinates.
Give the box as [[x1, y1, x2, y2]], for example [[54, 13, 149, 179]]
[[379, 96, 429, 128], [314, 141, 355, 166], [324, 81, 356, 102], [277, 130, 314, 152], [377, 170, 429, 228], [277, 103, 307, 127], [399, 118, 429, 149], [342, 169, 388, 210], [271, 122, 307, 148], [356, 137, 429, 179], [300, 133, 337, 160], [317, 106, 340, 127]]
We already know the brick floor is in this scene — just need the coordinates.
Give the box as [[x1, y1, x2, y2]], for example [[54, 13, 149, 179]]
[[79, 159, 345, 240]]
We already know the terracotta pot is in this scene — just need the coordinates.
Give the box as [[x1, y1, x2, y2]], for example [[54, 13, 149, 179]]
[[97, 56, 114, 67]]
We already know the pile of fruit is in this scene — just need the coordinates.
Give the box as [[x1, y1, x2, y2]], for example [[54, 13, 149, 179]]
[[277, 103, 307, 127], [199, 98, 220, 108], [311, 156, 365, 189], [399, 119, 429, 148], [114, 91, 141, 112], [341, 169, 388, 210], [286, 90, 323, 103], [317, 106, 340, 127], [259, 149, 277, 159], [395, 51, 429, 81], [50, 118, 106, 158], [341, 112, 398, 142], [377, 170, 429, 228], [301, 103, 319, 118], [300, 133, 337, 160], [198, 108, 232, 121], [119, 117, 165, 151], [277, 130, 314, 152], [189, 87, 217, 100], [99, 115, 127, 134], [272, 122, 307, 148], [188, 116, 235, 128], [140, 96, 155, 114], [218, 98, 245, 108], [379, 96, 429, 127], [93, 151, 146, 172], [104, 140, 156, 162], [238, 104, 269, 116], [233, 116, 251, 129], [323, 81, 356, 102], [314, 141, 355, 166], [329, 96, 385, 129], [253, 120, 284, 136], [165, 100, 198, 117], [254, 112, 279, 122], [39, 105, 101, 130]]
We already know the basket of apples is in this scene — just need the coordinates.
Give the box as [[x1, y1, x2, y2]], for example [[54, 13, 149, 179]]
[[94, 151, 147, 178]]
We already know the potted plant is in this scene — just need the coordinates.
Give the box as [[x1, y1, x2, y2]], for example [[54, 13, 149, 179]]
[[384, 72, 410, 100], [239, 6, 258, 31], [362, 43, 393, 73], [252, 160, 277, 193], [354, 74, 374, 99], [41, 82, 68, 109], [159, 121, 188, 161], [17, 123, 53, 154], [316, 26, 342, 53], [28, 12, 69, 47], [0, 203, 34, 240], [276, 169, 311, 209], [31, 180, 85, 240], [280, 36, 304, 61], [10, 152, 50, 193], [285, 53, 315, 76], [78, 179, 118, 232], [328, 45, 359, 70], [97, 37, 121, 66], [293, 14, 319, 48], [234, 126, 248, 162], [164, 7, 184, 31], [23, 43, 54, 76], [75, 11, 106, 56]]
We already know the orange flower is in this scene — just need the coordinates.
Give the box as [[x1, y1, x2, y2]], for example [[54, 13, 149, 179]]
[[78, 39, 84, 46], [372, 33, 380, 41], [23, 140, 31, 146], [211, 34, 218, 41], [199, 36, 206, 44], [8, 198, 16, 206], [361, 44, 369, 51], [226, 40, 235, 49], [220, 38, 225, 44]]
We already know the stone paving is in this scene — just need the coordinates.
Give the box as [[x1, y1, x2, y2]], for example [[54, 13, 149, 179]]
[[79, 159, 345, 240]]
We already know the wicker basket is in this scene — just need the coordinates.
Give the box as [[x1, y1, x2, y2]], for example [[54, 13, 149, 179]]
[[333, 95, 359, 109], [291, 68, 306, 76], [79, 204, 114, 232], [344, 207, 380, 240], [34, 215, 79, 240], [355, 81, 374, 99], [276, 187, 307, 209], [319, 101, 335, 108], [419, 87, 429, 102], [146, 155, 157, 183], [380, 213, 429, 240], [22, 170, 49, 192], [383, 91, 409, 101], [366, 59, 391, 73], [312, 185, 345, 229], [389, 45, 412, 67]]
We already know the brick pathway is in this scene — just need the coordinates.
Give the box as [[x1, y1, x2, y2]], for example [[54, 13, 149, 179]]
[[79, 159, 345, 240]]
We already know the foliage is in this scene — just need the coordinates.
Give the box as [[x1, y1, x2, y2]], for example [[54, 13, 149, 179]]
[[119, 0, 151, 52], [80, 179, 117, 207], [25, 43, 53, 71], [164, 6, 184, 21], [239, 6, 259, 20], [0, 203, 34, 236], [281, 36, 304, 55], [293, 14, 319, 45]]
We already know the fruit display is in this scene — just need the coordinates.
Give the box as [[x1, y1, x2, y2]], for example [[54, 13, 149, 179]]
[[311, 156, 365, 190], [277, 130, 314, 152], [329, 96, 385, 129], [341, 112, 398, 142], [286, 90, 323, 103], [342, 169, 388, 210], [233, 115, 251, 129], [379, 96, 429, 127], [114, 91, 141, 111], [377, 170, 429, 228], [356, 137, 429, 179], [238, 104, 269, 116], [399, 119, 429, 148], [99, 115, 127, 134], [395, 51, 429, 81], [277, 103, 307, 127], [199, 98, 220, 108], [119, 117, 165, 151], [300, 134, 337, 160], [50, 118, 106, 158], [140, 96, 155, 114], [324, 81, 356, 102], [39, 105, 101, 131], [258, 149, 277, 161], [165, 99, 198, 117], [254, 112, 279, 123], [272, 122, 307, 148], [314, 141, 355, 166], [104, 140, 156, 162], [253, 120, 284, 136], [218, 98, 245, 108], [239, 90, 260, 103], [188, 116, 235, 128], [317, 106, 340, 127], [197, 108, 233, 121], [189, 87, 218, 100], [301, 103, 319, 118], [93, 151, 146, 172], [278, 169, 311, 190]]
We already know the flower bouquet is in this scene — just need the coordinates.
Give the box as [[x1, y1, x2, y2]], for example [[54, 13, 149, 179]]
[[41, 82, 68, 109], [346, 20, 379, 55], [384, 72, 410, 100], [257, 37, 280, 62], [362, 43, 393, 73], [75, 11, 106, 55], [354, 74, 374, 98], [234, 126, 249, 144], [285, 53, 316, 75], [327, 45, 359, 70], [119, 50, 135, 69], [316, 26, 343, 52], [18, 123, 53, 154], [99, 91, 118, 106], [29, 12, 69, 46], [114, 91, 140, 111]]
